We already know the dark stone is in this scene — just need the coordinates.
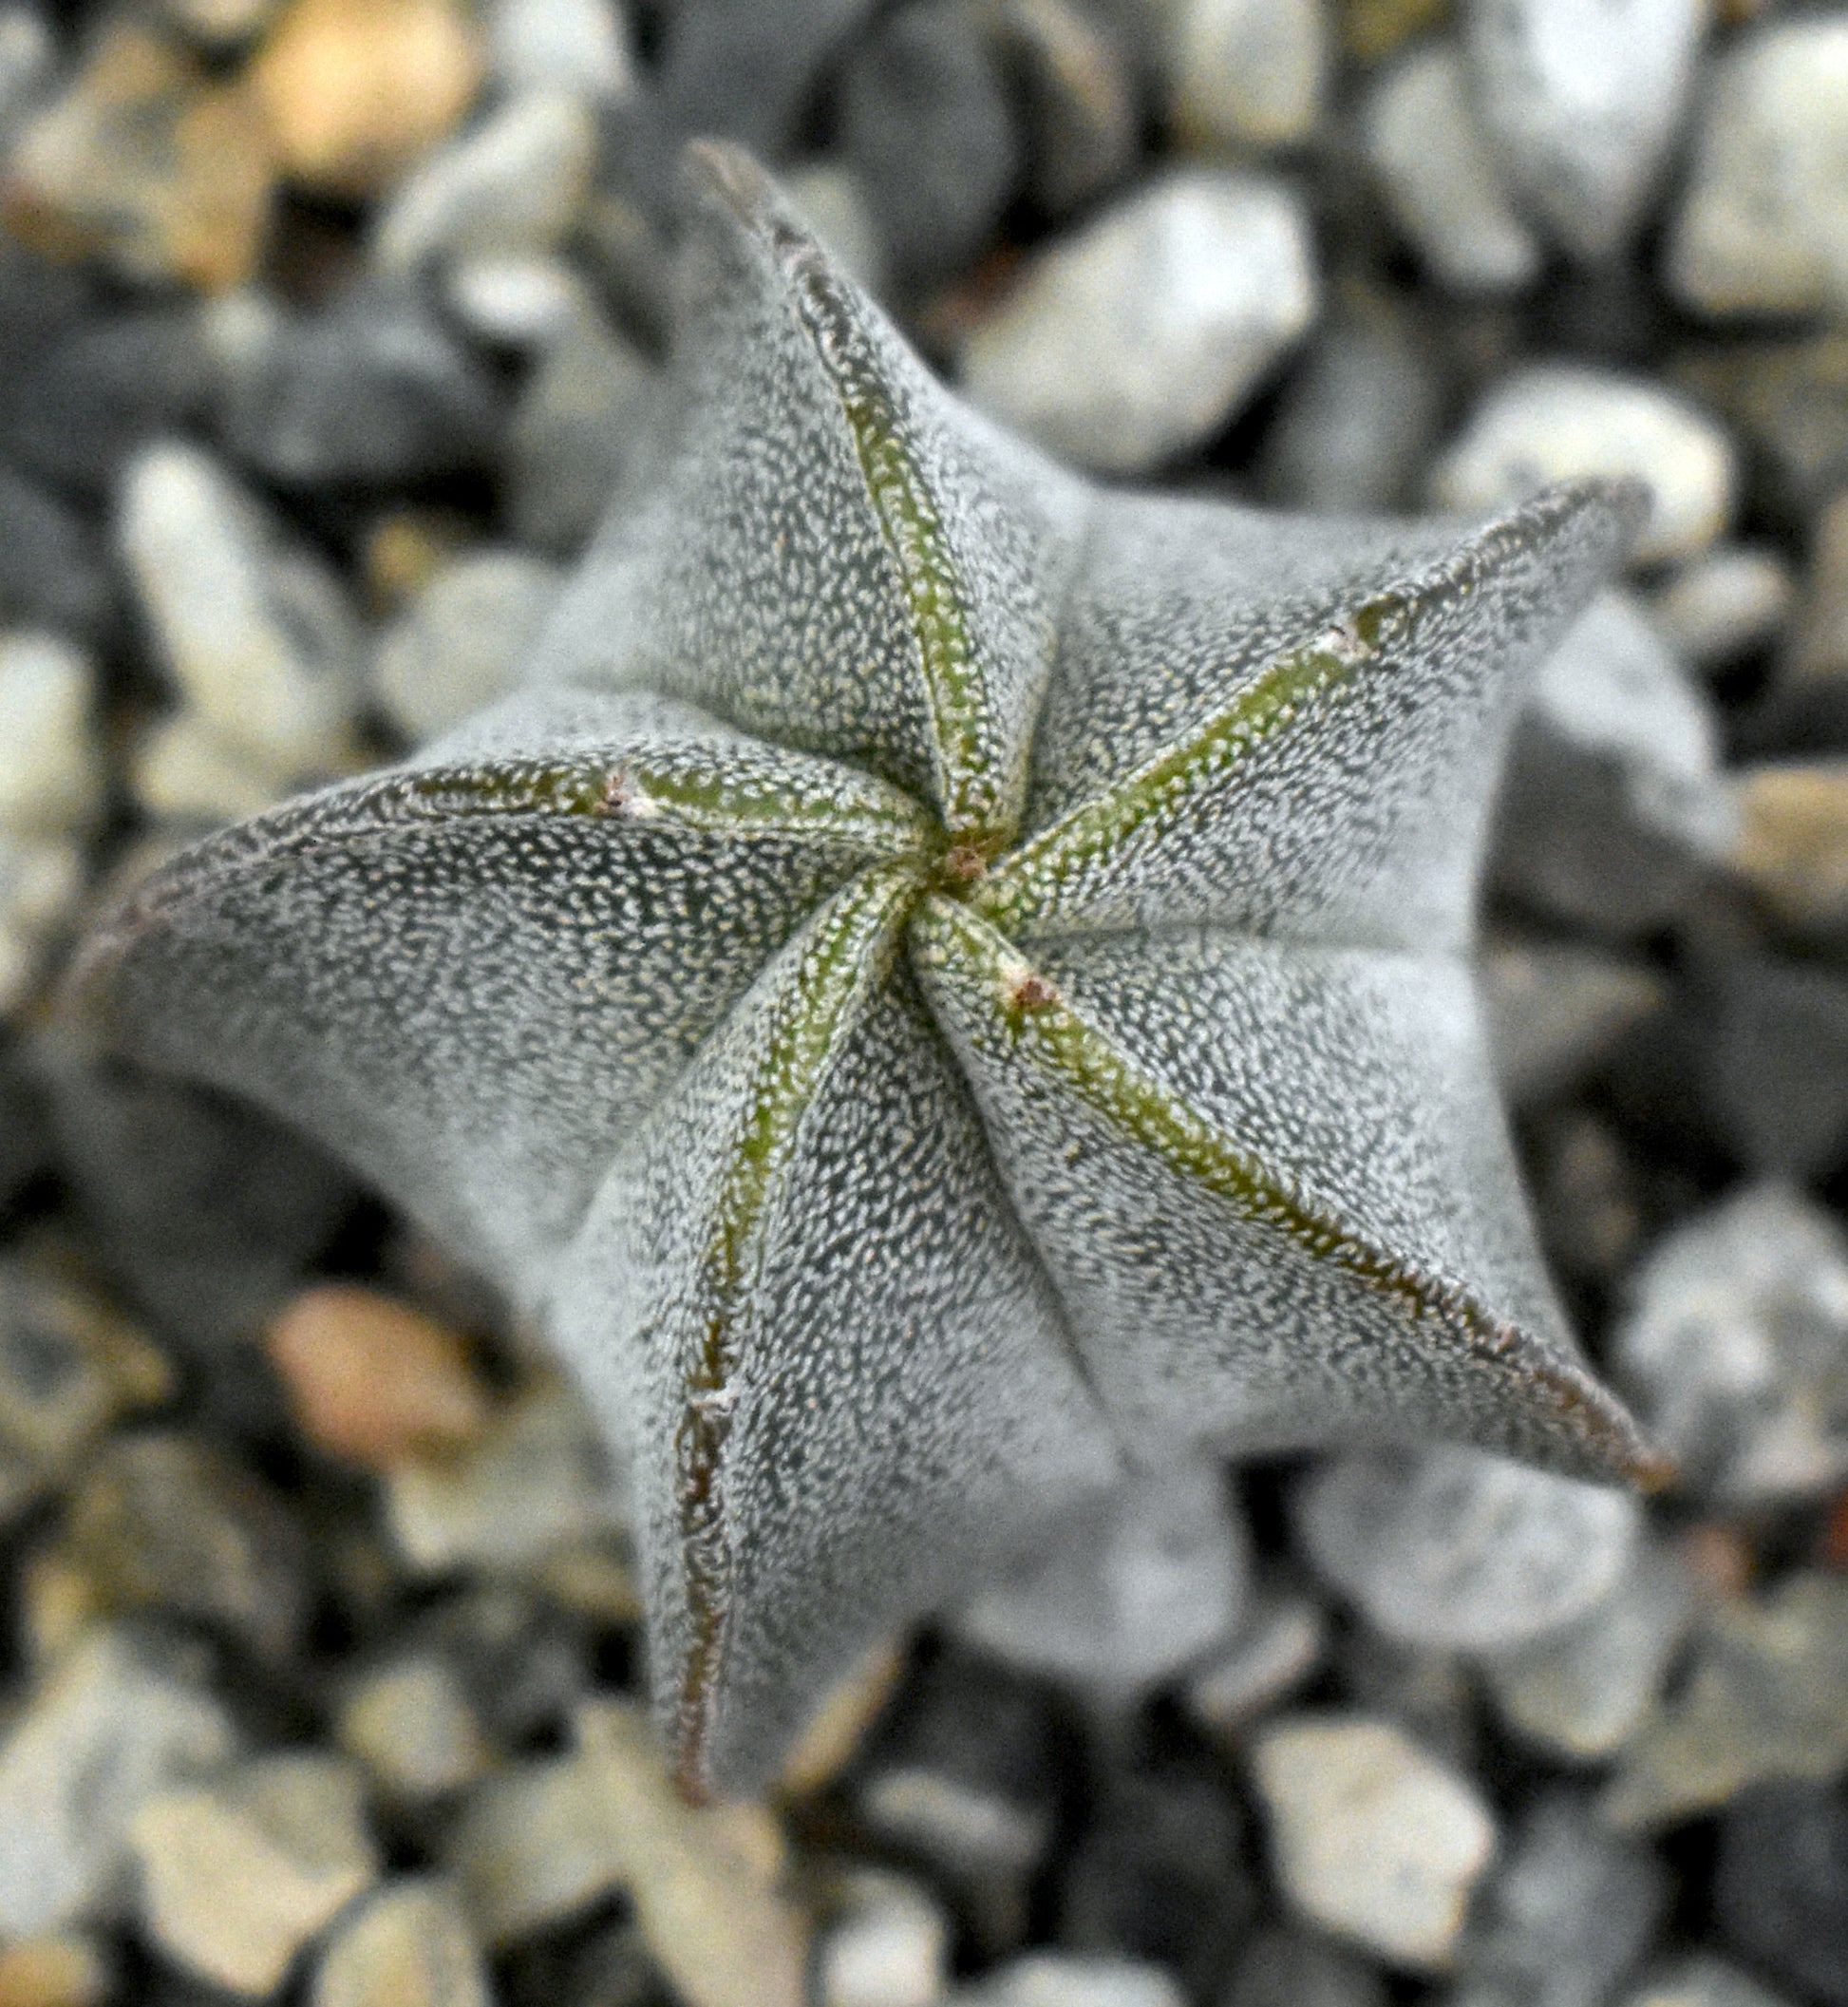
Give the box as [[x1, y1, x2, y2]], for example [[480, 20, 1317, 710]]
[[4, 308, 213, 502], [0, 462, 113, 639], [416, 1586, 590, 1748], [839, 1, 1020, 292], [0, 1039, 47, 1213], [1057, 1758, 1254, 1998], [217, 281, 502, 491], [1717, 1780, 1848, 2007], [656, 0, 879, 161], [1702, 955, 1848, 1181]]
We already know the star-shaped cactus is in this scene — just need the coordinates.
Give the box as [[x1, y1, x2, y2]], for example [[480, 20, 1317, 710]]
[[74, 144, 1662, 1799]]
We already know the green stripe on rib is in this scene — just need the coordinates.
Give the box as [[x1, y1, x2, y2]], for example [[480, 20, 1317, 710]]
[[671, 861, 918, 1796]]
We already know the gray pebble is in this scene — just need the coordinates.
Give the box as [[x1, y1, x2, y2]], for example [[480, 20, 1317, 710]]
[[311, 1877, 492, 2007], [1618, 1960, 1799, 2007], [372, 92, 599, 275], [506, 300, 655, 555], [1260, 284, 1444, 513], [372, 549, 562, 745], [0, 829, 83, 1014], [1364, 42, 1542, 294], [1432, 365, 1734, 565], [1492, 591, 1735, 937], [839, 1, 1020, 293], [487, 0, 632, 102], [0, 463, 112, 643], [0, 632, 102, 838], [1667, 18, 1848, 320], [1224, 1925, 1388, 2007], [1251, 1714, 1496, 1971], [1480, 937, 1662, 1108], [1165, 0, 1329, 155], [954, 1456, 1248, 1696], [989, 0, 1137, 217], [1703, 955, 1848, 1183], [446, 252, 589, 350], [117, 440, 361, 787], [1615, 1182, 1848, 1505], [130, 1751, 379, 1997], [0, 1624, 236, 1936], [961, 167, 1316, 473], [0, 6, 50, 147], [1296, 1443, 1639, 1651], [1602, 1572, 1848, 1830], [212, 282, 501, 491], [1648, 545, 1794, 672], [1464, 0, 1704, 264], [1450, 1791, 1665, 2007], [1477, 1532, 1696, 1761]]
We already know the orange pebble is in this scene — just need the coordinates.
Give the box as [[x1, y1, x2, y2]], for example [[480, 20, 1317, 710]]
[[266, 1283, 489, 1470]]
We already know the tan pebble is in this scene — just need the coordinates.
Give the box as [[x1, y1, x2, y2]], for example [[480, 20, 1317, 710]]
[[363, 510, 475, 614], [254, 0, 484, 200], [268, 1284, 490, 1470], [3, 22, 274, 292], [0, 1934, 111, 2007], [1732, 761, 1848, 933], [1344, 0, 1449, 62]]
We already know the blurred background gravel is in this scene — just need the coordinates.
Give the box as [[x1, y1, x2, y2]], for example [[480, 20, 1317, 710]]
[[0, 0, 1846, 2003]]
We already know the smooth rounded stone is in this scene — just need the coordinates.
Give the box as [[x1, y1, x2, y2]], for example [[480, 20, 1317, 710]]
[[960, 1954, 1186, 2007], [1702, 956, 1848, 1184], [1492, 591, 1735, 937], [576, 1699, 810, 2007], [1295, 1444, 1639, 1652], [128, 712, 286, 827], [268, 1284, 489, 1469], [1648, 546, 1793, 672], [954, 1457, 1248, 1695], [311, 1877, 491, 2007], [1668, 19, 1848, 320], [839, 2, 1020, 293], [1614, 1182, 1848, 1505], [335, 1653, 494, 1806], [1251, 1714, 1496, 1971], [117, 441, 361, 786], [1601, 1572, 1848, 1830], [962, 168, 1315, 474], [1056, 1761, 1253, 1996], [372, 549, 562, 744], [385, 1379, 620, 1576], [783, 161, 888, 296], [0, 831, 81, 1016], [1463, 0, 1703, 264], [210, 280, 501, 490], [1364, 41, 1542, 294], [252, 0, 482, 200], [1184, 1584, 1327, 1736], [1619, 1960, 1798, 2007], [1259, 283, 1443, 513], [0, 464, 112, 643], [1224, 1925, 1387, 2007], [819, 1873, 949, 2007], [1165, 0, 1329, 154], [1731, 762, 1848, 938], [987, 0, 1137, 217], [1432, 366, 1734, 567], [1452, 1792, 1665, 2007], [3, 21, 275, 293], [131, 1751, 380, 1997], [1477, 1533, 1695, 1761], [0, 634, 101, 837], [487, 0, 632, 100], [4, 308, 215, 505], [0, 1625, 236, 1936], [1716, 1781, 1848, 2007], [66, 1430, 311, 1666], [1480, 938, 1662, 1108], [0, 1931, 113, 2007], [0, 1259, 173, 1478], [446, 252, 587, 348], [506, 300, 654, 554], [372, 91, 597, 273]]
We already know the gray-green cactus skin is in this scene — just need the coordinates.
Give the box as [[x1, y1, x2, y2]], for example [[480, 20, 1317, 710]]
[[75, 142, 1664, 1800]]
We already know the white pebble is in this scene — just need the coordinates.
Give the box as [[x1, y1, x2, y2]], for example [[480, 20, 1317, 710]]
[[0, 633, 101, 837], [1166, 0, 1329, 155]]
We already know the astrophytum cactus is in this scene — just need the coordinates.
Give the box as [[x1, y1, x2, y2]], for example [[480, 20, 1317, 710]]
[[75, 143, 1664, 1798]]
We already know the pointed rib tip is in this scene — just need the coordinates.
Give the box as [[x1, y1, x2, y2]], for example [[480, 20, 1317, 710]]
[[680, 137, 781, 235], [1529, 1354, 1676, 1494]]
